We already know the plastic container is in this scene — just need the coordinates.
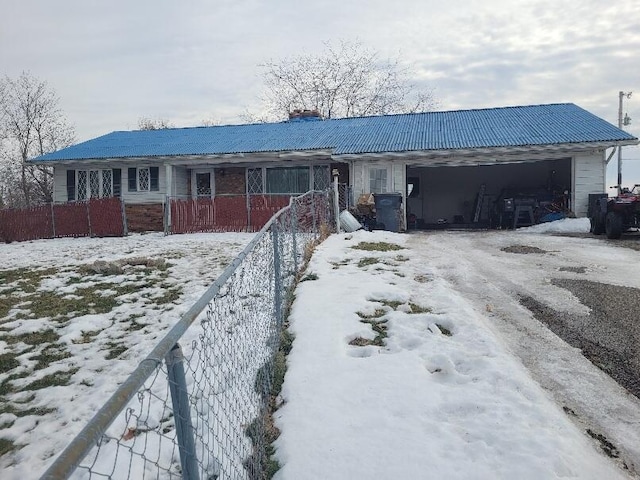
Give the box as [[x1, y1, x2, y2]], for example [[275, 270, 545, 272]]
[[339, 210, 362, 232], [373, 193, 403, 232]]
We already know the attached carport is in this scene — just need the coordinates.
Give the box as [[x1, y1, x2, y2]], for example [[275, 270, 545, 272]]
[[339, 101, 640, 232], [406, 151, 573, 228]]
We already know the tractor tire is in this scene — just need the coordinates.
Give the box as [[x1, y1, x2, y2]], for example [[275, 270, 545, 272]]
[[605, 211, 623, 239], [590, 215, 605, 235]]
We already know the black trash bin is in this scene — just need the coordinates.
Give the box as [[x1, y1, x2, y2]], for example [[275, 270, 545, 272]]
[[374, 193, 403, 232]]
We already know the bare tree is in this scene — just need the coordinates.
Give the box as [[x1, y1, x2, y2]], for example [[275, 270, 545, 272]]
[[0, 72, 75, 207], [137, 117, 174, 130], [254, 40, 437, 121]]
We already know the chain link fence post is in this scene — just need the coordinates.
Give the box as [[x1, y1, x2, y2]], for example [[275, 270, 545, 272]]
[[272, 224, 283, 327], [165, 343, 200, 480], [291, 202, 299, 274]]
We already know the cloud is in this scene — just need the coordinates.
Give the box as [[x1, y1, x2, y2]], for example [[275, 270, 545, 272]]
[[1, 0, 638, 154]]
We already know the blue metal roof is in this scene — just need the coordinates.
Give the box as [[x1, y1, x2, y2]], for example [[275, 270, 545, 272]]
[[33, 103, 637, 162]]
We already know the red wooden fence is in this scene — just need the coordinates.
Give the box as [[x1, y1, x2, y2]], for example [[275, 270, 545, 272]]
[[0, 198, 125, 243], [169, 195, 292, 234]]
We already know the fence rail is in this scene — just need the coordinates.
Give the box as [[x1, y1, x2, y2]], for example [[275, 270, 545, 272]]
[[40, 189, 334, 480], [0, 197, 126, 243]]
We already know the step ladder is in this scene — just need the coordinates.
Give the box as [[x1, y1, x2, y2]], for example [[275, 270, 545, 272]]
[[513, 205, 535, 228]]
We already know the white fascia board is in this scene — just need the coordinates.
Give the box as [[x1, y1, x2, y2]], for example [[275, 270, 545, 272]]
[[333, 141, 637, 164]]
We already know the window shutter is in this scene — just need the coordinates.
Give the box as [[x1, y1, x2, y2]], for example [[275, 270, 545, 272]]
[[113, 169, 122, 197], [128, 168, 137, 191], [66, 170, 76, 201], [150, 167, 159, 191]]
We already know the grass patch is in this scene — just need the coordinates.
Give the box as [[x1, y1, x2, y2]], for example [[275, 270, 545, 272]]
[[122, 316, 147, 332], [32, 344, 71, 371], [26, 287, 118, 320], [0, 437, 21, 456], [394, 255, 410, 262], [409, 303, 432, 314], [0, 402, 55, 418], [0, 371, 31, 395], [104, 342, 128, 360], [357, 257, 379, 268], [0, 268, 58, 318], [330, 259, 350, 269], [378, 299, 403, 310], [0, 352, 20, 374], [150, 287, 182, 305], [72, 329, 102, 344], [300, 273, 319, 282], [0, 294, 20, 320], [356, 308, 386, 320], [1, 329, 60, 346], [0, 267, 57, 292], [351, 316, 389, 347], [23, 368, 79, 391], [435, 323, 452, 336], [78, 257, 170, 277], [352, 242, 404, 252]]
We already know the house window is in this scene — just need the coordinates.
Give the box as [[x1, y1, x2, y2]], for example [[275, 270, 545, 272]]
[[128, 167, 160, 192], [247, 165, 331, 195], [67, 170, 76, 201], [70, 168, 120, 201], [139, 168, 150, 191], [266, 167, 310, 194], [103, 170, 113, 197], [89, 171, 100, 198], [313, 165, 331, 190], [369, 167, 388, 194], [196, 172, 212, 197], [77, 170, 88, 201], [247, 168, 263, 194]]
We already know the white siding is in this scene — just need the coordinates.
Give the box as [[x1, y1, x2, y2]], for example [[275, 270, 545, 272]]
[[53, 167, 67, 203], [173, 166, 190, 197], [351, 160, 407, 230], [572, 152, 606, 217]]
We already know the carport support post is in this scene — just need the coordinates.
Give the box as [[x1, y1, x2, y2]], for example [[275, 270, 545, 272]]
[[165, 343, 199, 480]]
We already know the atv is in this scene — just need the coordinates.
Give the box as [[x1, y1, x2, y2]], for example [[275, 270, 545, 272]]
[[590, 185, 640, 239]]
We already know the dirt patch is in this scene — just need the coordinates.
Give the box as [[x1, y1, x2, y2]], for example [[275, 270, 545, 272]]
[[520, 279, 640, 399], [559, 266, 587, 274], [501, 245, 548, 254]]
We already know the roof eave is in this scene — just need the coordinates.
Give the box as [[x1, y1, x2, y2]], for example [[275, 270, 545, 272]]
[[333, 140, 638, 161], [28, 149, 335, 165]]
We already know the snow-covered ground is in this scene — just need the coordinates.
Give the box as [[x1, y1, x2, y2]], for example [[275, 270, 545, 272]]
[[274, 219, 640, 479], [0, 233, 254, 479], [2, 221, 640, 479]]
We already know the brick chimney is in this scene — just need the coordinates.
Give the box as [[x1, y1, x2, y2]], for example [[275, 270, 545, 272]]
[[288, 109, 322, 121]]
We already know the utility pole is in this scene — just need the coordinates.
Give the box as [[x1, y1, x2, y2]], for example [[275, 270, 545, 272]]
[[617, 91, 632, 194]]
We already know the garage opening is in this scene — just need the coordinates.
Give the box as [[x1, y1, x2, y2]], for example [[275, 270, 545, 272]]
[[406, 158, 571, 229]]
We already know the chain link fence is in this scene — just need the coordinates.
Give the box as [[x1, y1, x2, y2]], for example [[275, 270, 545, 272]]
[[40, 190, 335, 480]]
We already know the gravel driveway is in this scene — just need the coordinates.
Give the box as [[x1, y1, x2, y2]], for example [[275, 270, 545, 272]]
[[407, 229, 640, 475]]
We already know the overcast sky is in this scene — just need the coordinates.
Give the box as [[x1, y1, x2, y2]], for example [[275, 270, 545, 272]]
[[2, 0, 639, 185]]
